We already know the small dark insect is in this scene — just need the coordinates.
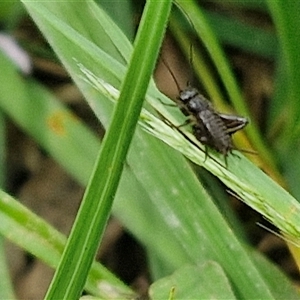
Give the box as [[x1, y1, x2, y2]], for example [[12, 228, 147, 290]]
[[178, 87, 248, 156], [162, 59, 248, 161]]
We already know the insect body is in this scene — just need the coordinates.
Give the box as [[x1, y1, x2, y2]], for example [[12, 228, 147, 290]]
[[161, 58, 249, 160], [177, 86, 248, 157]]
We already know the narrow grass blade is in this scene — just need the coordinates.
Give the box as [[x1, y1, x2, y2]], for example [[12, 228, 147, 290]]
[[267, 1, 300, 145], [44, 1, 172, 299]]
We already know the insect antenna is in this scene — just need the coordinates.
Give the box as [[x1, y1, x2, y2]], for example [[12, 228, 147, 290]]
[[160, 57, 182, 94], [189, 43, 193, 69], [161, 44, 195, 91], [186, 42, 195, 88]]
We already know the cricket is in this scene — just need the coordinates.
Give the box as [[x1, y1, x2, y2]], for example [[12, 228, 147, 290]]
[[161, 56, 249, 164]]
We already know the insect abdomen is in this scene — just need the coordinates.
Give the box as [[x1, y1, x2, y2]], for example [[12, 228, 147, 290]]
[[198, 109, 233, 155]]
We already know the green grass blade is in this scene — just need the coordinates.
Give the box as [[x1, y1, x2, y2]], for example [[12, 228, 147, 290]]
[[0, 189, 133, 298], [266, 1, 300, 211], [150, 263, 237, 300], [100, 1, 134, 41], [205, 10, 278, 59], [267, 1, 300, 146], [44, 1, 172, 299], [0, 51, 98, 185]]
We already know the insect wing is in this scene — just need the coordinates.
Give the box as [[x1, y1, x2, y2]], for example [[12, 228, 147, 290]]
[[218, 113, 248, 134]]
